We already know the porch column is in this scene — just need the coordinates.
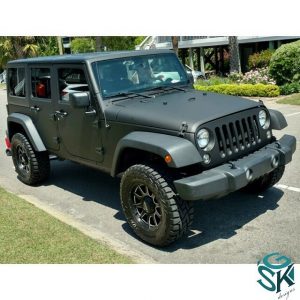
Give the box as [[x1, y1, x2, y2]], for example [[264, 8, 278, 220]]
[[200, 47, 205, 74], [189, 48, 194, 69]]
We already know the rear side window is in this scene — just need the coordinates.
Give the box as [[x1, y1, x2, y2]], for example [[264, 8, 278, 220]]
[[31, 68, 51, 99], [58, 68, 89, 101], [8, 68, 26, 97]]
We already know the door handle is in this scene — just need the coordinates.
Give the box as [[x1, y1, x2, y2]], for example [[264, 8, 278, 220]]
[[85, 109, 96, 116], [30, 106, 40, 112], [55, 110, 68, 119]]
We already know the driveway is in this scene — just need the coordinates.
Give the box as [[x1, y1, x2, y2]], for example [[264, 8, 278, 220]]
[[0, 89, 299, 263]]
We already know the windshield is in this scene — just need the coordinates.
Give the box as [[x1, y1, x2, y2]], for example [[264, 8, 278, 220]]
[[92, 53, 188, 98]]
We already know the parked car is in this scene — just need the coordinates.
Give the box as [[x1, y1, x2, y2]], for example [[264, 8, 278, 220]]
[[5, 50, 296, 246], [185, 65, 205, 81]]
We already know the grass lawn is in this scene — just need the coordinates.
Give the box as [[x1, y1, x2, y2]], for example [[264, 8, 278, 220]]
[[277, 93, 300, 105], [0, 187, 133, 263], [0, 83, 5, 89]]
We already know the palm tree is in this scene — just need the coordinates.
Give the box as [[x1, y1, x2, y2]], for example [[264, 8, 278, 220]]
[[0, 36, 40, 68]]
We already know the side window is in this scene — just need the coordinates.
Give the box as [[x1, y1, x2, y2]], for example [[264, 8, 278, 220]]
[[58, 68, 89, 102], [8, 68, 26, 97], [31, 68, 51, 99]]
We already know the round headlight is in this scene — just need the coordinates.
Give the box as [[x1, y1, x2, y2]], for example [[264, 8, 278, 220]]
[[197, 129, 210, 149], [259, 110, 269, 129]]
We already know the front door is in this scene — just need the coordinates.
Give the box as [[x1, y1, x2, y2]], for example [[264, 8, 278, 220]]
[[53, 64, 102, 162], [29, 65, 59, 151]]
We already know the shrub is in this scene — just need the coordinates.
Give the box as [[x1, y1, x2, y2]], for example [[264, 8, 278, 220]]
[[195, 75, 232, 86], [248, 49, 274, 69], [279, 82, 300, 95], [194, 83, 280, 97], [269, 40, 300, 85]]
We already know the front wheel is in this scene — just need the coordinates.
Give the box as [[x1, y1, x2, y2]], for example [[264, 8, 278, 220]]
[[120, 164, 194, 246], [243, 166, 285, 193]]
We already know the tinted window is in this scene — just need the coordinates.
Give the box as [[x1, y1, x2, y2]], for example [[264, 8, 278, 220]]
[[31, 68, 51, 99], [8, 68, 26, 97], [92, 53, 188, 98], [58, 68, 89, 101]]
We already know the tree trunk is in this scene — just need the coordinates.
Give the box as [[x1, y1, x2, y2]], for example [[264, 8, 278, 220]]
[[57, 37, 63, 55], [95, 37, 102, 52], [171, 36, 179, 56], [228, 36, 241, 73]]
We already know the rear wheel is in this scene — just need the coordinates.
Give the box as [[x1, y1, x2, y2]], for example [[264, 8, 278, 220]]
[[243, 166, 285, 193], [120, 164, 194, 246], [11, 133, 50, 185]]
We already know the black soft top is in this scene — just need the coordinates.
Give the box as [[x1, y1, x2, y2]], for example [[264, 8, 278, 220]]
[[7, 49, 174, 66]]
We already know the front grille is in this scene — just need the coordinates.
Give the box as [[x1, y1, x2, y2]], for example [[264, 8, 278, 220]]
[[215, 115, 261, 158]]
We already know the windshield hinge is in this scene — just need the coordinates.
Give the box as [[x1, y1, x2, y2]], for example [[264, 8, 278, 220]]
[[179, 122, 188, 137]]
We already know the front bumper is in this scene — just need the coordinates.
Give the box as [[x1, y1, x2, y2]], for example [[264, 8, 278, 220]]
[[174, 135, 296, 200]]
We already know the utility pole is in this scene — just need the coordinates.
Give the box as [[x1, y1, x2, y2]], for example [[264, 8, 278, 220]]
[[57, 36, 63, 55]]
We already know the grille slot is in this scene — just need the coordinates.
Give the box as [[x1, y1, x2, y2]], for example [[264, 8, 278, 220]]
[[215, 115, 261, 158]]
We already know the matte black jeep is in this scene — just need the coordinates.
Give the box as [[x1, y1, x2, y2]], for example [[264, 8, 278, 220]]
[[5, 50, 296, 246]]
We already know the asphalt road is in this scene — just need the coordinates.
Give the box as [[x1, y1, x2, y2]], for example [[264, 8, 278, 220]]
[[0, 89, 299, 263]]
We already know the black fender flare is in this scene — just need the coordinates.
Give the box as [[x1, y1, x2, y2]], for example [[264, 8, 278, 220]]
[[269, 109, 287, 130], [7, 113, 46, 152], [111, 131, 202, 176]]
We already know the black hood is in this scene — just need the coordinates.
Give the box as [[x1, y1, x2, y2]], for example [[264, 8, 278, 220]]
[[104, 89, 261, 133]]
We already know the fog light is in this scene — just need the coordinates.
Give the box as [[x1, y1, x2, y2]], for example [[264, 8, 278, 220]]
[[266, 131, 271, 139], [246, 169, 253, 181], [203, 154, 211, 164], [271, 156, 279, 168]]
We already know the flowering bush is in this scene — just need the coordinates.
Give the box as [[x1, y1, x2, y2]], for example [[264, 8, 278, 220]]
[[229, 68, 276, 85]]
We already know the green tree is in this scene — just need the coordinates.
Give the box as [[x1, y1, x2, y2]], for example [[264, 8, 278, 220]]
[[101, 36, 138, 51], [71, 37, 96, 54]]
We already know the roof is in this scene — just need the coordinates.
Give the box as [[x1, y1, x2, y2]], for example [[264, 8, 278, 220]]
[[7, 49, 174, 65]]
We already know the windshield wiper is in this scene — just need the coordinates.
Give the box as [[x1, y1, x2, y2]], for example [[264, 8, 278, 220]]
[[146, 85, 187, 93], [108, 91, 152, 102]]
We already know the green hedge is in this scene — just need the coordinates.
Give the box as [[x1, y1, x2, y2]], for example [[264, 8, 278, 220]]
[[269, 40, 300, 85], [194, 84, 280, 97], [279, 82, 300, 95]]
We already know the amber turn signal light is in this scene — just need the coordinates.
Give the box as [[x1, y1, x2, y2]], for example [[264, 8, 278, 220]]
[[164, 154, 172, 164]]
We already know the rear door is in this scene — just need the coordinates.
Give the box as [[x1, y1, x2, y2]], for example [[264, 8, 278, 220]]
[[53, 64, 102, 162], [29, 65, 59, 151]]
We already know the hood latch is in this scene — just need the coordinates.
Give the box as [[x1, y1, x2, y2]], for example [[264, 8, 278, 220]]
[[179, 122, 188, 137]]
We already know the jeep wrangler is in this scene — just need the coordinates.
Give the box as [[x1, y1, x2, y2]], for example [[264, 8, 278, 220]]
[[5, 50, 296, 246]]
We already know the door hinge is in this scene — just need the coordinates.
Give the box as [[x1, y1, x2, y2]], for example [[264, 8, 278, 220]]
[[95, 147, 104, 155], [53, 137, 60, 144]]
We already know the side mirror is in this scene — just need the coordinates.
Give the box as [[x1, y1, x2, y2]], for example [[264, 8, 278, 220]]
[[69, 92, 90, 108], [187, 72, 194, 84]]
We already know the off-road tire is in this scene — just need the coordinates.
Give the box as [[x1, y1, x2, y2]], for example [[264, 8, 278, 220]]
[[11, 133, 50, 185], [120, 164, 194, 246], [243, 165, 285, 193]]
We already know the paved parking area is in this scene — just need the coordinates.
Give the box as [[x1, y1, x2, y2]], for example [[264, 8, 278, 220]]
[[0, 89, 299, 263]]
